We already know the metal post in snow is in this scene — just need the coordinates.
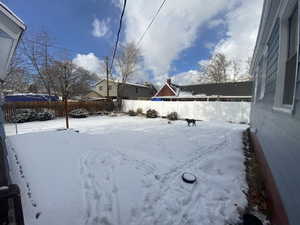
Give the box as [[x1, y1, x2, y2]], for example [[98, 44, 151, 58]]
[[64, 96, 69, 129], [105, 56, 110, 99]]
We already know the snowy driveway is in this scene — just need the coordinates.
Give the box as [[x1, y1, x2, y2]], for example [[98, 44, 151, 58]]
[[5, 116, 248, 225]]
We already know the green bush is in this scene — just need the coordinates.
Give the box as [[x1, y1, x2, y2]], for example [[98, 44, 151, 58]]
[[146, 109, 158, 118], [167, 112, 178, 121], [128, 110, 137, 116], [136, 108, 143, 115]]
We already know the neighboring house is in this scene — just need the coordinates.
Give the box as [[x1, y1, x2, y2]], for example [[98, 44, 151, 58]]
[[153, 79, 252, 101], [88, 79, 157, 100], [250, 1, 300, 225]]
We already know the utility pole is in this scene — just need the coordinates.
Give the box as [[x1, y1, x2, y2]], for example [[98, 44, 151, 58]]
[[105, 56, 110, 99]]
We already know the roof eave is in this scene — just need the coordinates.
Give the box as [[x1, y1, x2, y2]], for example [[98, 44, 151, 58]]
[[0, 3, 26, 30]]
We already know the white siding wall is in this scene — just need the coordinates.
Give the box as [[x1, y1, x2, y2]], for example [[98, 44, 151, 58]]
[[122, 100, 250, 123]]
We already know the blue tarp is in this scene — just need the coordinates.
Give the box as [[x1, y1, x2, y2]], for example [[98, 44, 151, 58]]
[[5, 95, 59, 102], [151, 98, 162, 101]]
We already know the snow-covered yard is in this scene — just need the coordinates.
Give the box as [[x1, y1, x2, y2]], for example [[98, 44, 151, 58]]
[[5, 116, 248, 225]]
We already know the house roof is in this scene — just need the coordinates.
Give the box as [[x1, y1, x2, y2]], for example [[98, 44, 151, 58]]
[[154, 82, 177, 97], [94, 79, 156, 90], [0, 2, 26, 30], [179, 81, 253, 97], [154, 80, 253, 97]]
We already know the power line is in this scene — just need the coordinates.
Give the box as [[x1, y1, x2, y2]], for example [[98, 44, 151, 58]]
[[24, 39, 80, 54], [23, 39, 107, 59], [136, 0, 168, 46], [110, 0, 127, 73]]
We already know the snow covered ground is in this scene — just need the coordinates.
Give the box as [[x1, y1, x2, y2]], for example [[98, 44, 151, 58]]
[[5, 116, 248, 225]]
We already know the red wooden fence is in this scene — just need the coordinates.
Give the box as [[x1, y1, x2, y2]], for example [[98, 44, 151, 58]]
[[2, 100, 114, 121]]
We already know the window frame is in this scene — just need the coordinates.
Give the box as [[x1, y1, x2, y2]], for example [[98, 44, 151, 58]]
[[273, 0, 299, 114], [253, 67, 259, 104]]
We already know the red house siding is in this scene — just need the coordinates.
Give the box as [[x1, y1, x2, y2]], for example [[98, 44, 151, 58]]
[[155, 85, 176, 97]]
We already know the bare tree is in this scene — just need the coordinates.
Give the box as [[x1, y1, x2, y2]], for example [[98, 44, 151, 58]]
[[200, 53, 231, 83], [21, 31, 55, 96], [50, 60, 97, 128], [116, 42, 141, 83], [115, 42, 141, 109], [1, 49, 30, 93], [232, 57, 253, 81], [51, 61, 97, 98], [232, 58, 241, 82], [241, 57, 253, 81]]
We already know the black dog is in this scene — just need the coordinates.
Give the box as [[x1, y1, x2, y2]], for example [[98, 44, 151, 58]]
[[186, 119, 196, 126]]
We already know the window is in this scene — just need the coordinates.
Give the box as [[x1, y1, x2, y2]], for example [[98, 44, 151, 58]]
[[266, 20, 279, 96], [274, 3, 299, 112], [98, 86, 102, 91], [136, 87, 138, 93], [108, 85, 112, 90], [283, 6, 298, 105]]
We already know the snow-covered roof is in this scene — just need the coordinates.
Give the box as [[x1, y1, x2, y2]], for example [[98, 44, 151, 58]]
[[178, 91, 207, 98], [0, 2, 26, 30], [94, 79, 151, 89], [155, 80, 253, 98], [7, 93, 54, 96]]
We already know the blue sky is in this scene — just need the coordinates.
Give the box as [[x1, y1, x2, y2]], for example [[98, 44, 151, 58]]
[[3, 0, 263, 85]]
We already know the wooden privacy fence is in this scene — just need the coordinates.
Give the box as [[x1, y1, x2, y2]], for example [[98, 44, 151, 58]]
[[2, 100, 114, 121]]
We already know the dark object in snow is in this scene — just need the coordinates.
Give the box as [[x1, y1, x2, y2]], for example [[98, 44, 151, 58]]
[[128, 110, 137, 116], [243, 214, 263, 225], [182, 172, 197, 184], [69, 108, 89, 118], [35, 212, 41, 219], [168, 121, 172, 124], [167, 112, 178, 121], [146, 109, 158, 118], [186, 119, 196, 126], [56, 128, 80, 133]]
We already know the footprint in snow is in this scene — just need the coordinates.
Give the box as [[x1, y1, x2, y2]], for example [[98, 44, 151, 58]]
[[35, 212, 42, 219]]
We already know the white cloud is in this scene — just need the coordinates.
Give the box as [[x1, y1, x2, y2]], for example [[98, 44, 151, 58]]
[[204, 42, 215, 50], [73, 53, 105, 75], [113, 0, 262, 85], [171, 70, 200, 85], [121, 0, 236, 75], [92, 18, 110, 38], [207, 18, 225, 28], [212, 0, 263, 73]]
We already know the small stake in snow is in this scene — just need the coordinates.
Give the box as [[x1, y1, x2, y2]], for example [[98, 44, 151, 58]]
[[243, 214, 263, 225], [35, 212, 41, 219], [182, 172, 197, 184]]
